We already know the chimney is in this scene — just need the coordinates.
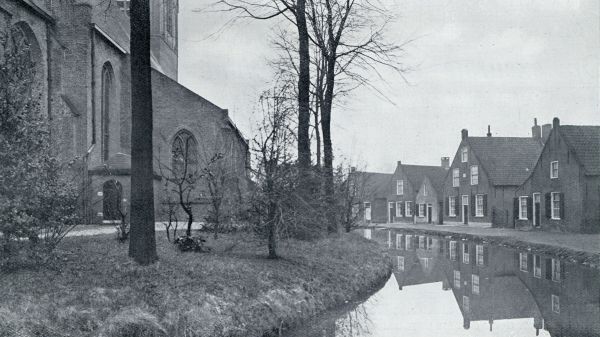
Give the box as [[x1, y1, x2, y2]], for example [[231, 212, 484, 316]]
[[531, 118, 541, 139], [397, 160, 402, 167], [461, 129, 468, 140], [486, 125, 492, 137], [553, 117, 560, 129], [350, 166, 356, 173], [542, 123, 552, 142], [463, 317, 470, 330], [441, 157, 450, 170]]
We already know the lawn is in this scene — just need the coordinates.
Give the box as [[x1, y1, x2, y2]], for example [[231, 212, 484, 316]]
[[0, 231, 391, 337]]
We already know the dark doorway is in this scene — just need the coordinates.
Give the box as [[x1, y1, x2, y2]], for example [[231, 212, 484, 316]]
[[103, 180, 123, 223], [533, 193, 541, 227], [462, 195, 469, 225], [427, 204, 433, 224], [438, 201, 444, 224]]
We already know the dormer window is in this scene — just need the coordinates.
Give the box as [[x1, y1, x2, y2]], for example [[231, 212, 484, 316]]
[[461, 147, 468, 162], [550, 161, 559, 179], [396, 180, 404, 195]]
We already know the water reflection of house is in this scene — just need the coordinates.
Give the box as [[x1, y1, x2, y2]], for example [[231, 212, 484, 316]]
[[390, 234, 444, 290], [515, 250, 600, 336]]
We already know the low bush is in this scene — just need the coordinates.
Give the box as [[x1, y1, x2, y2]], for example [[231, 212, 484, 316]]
[[98, 308, 168, 337], [174, 235, 209, 252]]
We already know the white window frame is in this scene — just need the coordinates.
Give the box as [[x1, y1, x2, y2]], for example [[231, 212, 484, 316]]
[[552, 294, 560, 314], [449, 241, 457, 261], [534, 255, 542, 278], [396, 180, 404, 195], [519, 196, 528, 220], [476, 245, 484, 265], [462, 243, 470, 264], [551, 192, 561, 220], [419, 204, 425, 218], [397, 256, 404, 271], [419, 236, 425, 249], [396, 234, 402, 249], [405, 235, 412, 250], [454, 270, 461, 288], [519, 253, 528, 272], [475, 194, 484, 217], [423, 185, 427, 196], [452, 168, 460, 187], [405, 201, 413, 217], [387, 231, 392, 248], [470, 165, 479, 185], [461, 147, 468, 162], [550, 161, 559, 179], [449, 197, 456, 217], [396, 202, 403, 217], [364, 202, 371, 221], [552, 259, 561, 282], [472, 275, 479, 295]]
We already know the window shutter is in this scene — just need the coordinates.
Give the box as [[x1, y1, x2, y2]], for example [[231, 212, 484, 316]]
[[527, 253, 533, 272], [483, 194, 488, 216], [455, 199, 460, 217], [527, 197, 533, 220], [414, 203, 418, 216], [403, 203, 407, 217], [445, 198, 450, 216], [483, 246, 489, 266], [560, 260, 565, 281], [471, 195, 476, 217], [513, 198, 519, 220], [545, 258, 552, 280], [545, 193, 551, 219], [559, 193, 565, 219]]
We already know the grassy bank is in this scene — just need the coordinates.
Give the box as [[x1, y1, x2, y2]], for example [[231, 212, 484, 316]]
[[0, 232, 390, 337]]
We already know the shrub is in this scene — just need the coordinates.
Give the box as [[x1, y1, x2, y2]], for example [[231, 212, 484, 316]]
[[115, 222, 130, 243], [173, 235, 209, 253]]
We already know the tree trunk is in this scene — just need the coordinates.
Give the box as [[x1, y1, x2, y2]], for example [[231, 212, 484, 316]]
[[322, 31, 338, 233], [296, 0, 311, 177], [267, 201, 278, 259], [128, 0, 157, 265], [314, 107, 321, 167]]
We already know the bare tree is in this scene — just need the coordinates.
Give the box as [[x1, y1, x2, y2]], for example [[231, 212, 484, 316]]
[[129, 0, 157, 265], [335, 164, 370, 232]]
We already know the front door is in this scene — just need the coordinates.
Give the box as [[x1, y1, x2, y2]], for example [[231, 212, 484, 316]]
[[427, 204, 433, 224], [462, 195, 469, 225], [388, 202, 396, 223], [438, 201, 444, 224], [533, 193, 541, 227]]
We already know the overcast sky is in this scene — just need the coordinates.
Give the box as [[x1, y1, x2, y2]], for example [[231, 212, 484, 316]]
[[178, 0, 600, 173]]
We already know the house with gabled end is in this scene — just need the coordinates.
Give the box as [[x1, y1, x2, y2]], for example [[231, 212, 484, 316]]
[[443, 125, 544, 227], [386, 159, 450, 224], [415, 162, 449, 224], [353, 171, 393, 224], [515, 118, 600, 233]]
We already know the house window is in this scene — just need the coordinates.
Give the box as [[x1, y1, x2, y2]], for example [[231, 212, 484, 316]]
[[387, 231, 391, 248], [396, 180, 404, 195], [396, 234, 402, 249], [551, 294, 560, 314], [470, 165, 478, 185], [534, 255, 542, 278], [552, 259, 561, 282], [519, 196, 528, 220], [419, 204, 425, 218], [449, 197, 456, 217], [450, 241, 457, 261], [550, 161, 559, 179], [405, 235, 412, 250], [364, 202, 371, 221], [520, 253, 528, 272], [423, 185, 427, 196], [476, 245, 484, 265], [551, 192, 561, 220], [461, 147, 468, 162], [454, 270, 461, 288], [396, 202, 403, 217], [472, 275, 479, 295], [475, 195, 484, 217], [463, 296, 470, 312], [452, 168, 460, 187], [116, 0, 130, 13], [397, 256, 404, 271], [462, 243, 470, 264], [172, 130, 198, 175], [405, 201, 413, 217], [419, 236, 425, 249]]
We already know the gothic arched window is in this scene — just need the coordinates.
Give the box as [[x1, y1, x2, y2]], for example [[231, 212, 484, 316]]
[[101, 62, 113, 162], [171, 130, 198, 175]]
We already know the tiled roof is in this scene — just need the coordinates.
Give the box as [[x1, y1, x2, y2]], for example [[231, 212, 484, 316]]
[[559, 125, 600, 176], [467, 137, 543, 186], [355, 171, 393, 198], [403, 165, 448, 193]]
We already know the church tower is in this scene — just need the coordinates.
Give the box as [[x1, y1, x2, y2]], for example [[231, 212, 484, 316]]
[[116, 0, 179, 80]]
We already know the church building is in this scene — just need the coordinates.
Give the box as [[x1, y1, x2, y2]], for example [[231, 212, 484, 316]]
[[1, 0, 250, 224]]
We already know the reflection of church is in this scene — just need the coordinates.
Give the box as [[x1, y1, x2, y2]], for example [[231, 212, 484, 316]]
[[2, 0, 250, 223], [383, 229, 600, 336]]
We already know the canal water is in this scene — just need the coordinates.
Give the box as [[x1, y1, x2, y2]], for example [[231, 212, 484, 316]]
[[286, 228, 600, 337]]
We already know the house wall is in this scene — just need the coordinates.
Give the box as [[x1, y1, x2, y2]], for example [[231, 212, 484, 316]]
[[415, 177, 440, 224], [386, 164, 417, 224], [443, 140, 495, 227], [515, 128, 589, 232]]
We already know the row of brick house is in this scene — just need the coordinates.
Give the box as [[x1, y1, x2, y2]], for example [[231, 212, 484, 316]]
[[357, 118, 600, 233]]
